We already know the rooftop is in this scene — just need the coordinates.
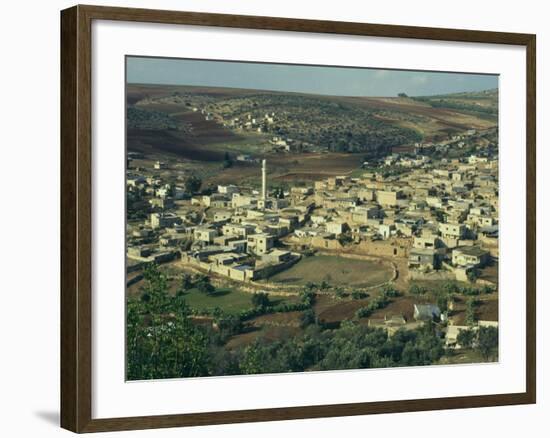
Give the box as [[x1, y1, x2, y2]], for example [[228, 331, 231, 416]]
[[454, 246, 488, 257]]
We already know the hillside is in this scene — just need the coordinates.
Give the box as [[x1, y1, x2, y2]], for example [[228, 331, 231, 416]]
[[126, 84, 498, 161], [410, 88, 498, 121]]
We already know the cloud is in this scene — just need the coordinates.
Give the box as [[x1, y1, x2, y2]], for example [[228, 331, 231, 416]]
[[411, 75, 428, 84]]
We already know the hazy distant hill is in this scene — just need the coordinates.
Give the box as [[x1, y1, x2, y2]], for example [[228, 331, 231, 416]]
[[126, 84, 498, 160], [411, 88, 498, 120]]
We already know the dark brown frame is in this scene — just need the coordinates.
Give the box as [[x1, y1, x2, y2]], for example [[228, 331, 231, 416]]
[[61, 4, 536, 433]]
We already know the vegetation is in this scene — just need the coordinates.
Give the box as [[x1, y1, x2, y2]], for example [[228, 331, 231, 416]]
[[222, 151, 233, 169], [455, 326, 498, 361], [127, 264, 446, 380], [409, 284, 428, 296], [412, 95, 498, 117], [465, 297, 478, 325], [241, 320, 444, 374], [467, 268, 481, 283], [127, 106, 180, 130], [477, 326, 499, 361], [251, 292, 270, 308], [183, 175, 202, 194], [457, 328, 476, 349], [355, 286, 400, 319]]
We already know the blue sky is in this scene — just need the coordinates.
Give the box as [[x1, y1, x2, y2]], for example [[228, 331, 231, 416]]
[[127, 56, 498, 97]]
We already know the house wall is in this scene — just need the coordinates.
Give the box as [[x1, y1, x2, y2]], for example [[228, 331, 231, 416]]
[[408, 270, 455, 281], [310, 236, 410, 257]]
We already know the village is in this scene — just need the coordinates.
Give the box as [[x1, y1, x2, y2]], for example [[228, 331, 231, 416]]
[[126, 125, 499, 351]]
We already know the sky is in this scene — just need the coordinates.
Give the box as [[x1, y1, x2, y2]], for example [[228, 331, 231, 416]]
[[127, 56, 498, 97]]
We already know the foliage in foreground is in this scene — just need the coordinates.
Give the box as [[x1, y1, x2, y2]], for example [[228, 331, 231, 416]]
[[127, 265, 481, 380]]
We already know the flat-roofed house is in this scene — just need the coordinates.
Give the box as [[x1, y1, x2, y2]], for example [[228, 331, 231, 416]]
[[408, 248, 437, 270], [452, 246, 490, 268], [218, 184, 239, 195], [377, 190, 402, 207], [222, 223, 255, 238], [325, 221, 349, 236], [351, 206, 381, 224], [247, 233, 275, 255], [194, 227, 219, 243], [150, 212, 182, 229], [208, 252, 247, 266], [413, 235, 441, 249], [439, 222, 467, 240], [262, 249, 292, 264]]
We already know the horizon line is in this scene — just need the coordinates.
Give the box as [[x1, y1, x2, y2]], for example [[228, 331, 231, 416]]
[[126, 81, 498, 99]]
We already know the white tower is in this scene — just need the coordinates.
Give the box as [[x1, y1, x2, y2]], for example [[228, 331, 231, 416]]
[[261, 159, 267, 201]]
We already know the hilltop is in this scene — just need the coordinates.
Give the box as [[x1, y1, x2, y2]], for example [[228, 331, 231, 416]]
[[126, 84, 497, 162]]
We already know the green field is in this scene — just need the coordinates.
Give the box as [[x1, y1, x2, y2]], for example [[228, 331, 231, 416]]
[[268, 255, 393, 288], [180, 287, 297, 315]]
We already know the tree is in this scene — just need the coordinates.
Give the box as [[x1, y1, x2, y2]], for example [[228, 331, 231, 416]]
[[178, 273, 193, 293], [216, 315, 243, 338], [351, 290, 368, 300], [355, 307, 371, 318], [409, 284, 426, 296], [222, 151, 233, 169], [299, 290, 316, 306], [436, 293, 449, 313], [141, 263, 169, 312], [467, 268, 480, 283], [465, 297, 477, 325], [126, 265, 212, 380], [334, 287, 346, 299], [338, 233, 353, 246], [251, 292, 270, 308], [457, 328, 476, 349], [397, 92, 409, 98], [184, 175, 202, 194], [272, 186, 285, 199], [300, 309, 317, 328], [382, 285, 400, 298], [195, 275, 215, 295], [442, 281, 459, 295], [477, 326, 498, 361]]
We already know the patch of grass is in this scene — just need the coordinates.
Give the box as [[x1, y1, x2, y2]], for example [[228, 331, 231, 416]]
[[180, 287, 298, 315], [180, 287, 253, 315]]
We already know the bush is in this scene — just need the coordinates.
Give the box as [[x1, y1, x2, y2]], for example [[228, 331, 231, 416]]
[[351, 291, 368, 300], [196, 280, 215, 295], [382, 285, 400, 298], [367, 295, 390, 312], [251, 292, 270, 308], [409, 284, 427, 296], [477, 326, 498, 361], [456, 328, 475, 349], [300, 309, 317, 328], [355, 307, 372, 318], [467, 268, 480, 283]]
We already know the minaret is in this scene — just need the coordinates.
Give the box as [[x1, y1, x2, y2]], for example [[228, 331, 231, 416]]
[[261, 159, 267, 201]]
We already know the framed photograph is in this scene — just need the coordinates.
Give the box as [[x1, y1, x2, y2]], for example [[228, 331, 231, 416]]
[[60, 4, 536, 433]]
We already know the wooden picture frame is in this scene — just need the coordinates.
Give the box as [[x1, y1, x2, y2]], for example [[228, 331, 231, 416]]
[[61, 4, 536, 433]]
